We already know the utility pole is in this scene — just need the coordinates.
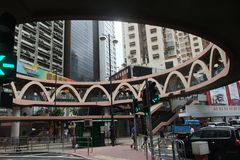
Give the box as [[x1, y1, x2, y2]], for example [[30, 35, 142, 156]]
[[132, 97, 138, 150], [145, 79, 155, 160]]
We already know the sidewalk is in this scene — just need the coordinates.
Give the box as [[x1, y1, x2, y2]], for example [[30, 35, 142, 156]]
[[65, 138, 148, 160]]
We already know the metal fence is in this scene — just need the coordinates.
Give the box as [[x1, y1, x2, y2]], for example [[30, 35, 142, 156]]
[[134, 134, 190, 160], [0, 136, 93, 155]]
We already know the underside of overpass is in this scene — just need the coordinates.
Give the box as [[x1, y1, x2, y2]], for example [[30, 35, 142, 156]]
[[1, 0, 239, 92], [0, 0, 240, 137]]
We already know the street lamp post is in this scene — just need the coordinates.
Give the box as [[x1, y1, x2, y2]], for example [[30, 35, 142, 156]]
[[100, 34, 118, 146]]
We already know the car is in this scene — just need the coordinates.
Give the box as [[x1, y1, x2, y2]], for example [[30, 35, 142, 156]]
[[182, 126, 240, 160], [207, 121, 229, 127], [229, 119, 240, 127]]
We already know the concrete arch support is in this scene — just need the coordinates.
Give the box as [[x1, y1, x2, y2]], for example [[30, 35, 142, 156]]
[[163, 71, 187, 94], [209, 45, 227, 77], [82, 84, 111, 102], [51, 84, 82, 102], [19, 81, 51, 101], [187, 60, 210, 87], [10, 82, 18, 99], [112, 82, 138, 100]]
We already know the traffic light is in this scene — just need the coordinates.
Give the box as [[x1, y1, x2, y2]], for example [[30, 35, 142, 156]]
[[0, 54, 17, 82], [1, 91, 13, 108], [148, 81, 160, 105], [133, 98, 141, 113], [0, 13, 17, 84], [0, 90, 13, 109], [141, 89, 147, 107], [141, 89, 149, 115]]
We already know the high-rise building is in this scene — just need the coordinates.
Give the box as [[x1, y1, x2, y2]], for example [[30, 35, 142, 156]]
[[64, 20, 99, 81], [99, 21, 117, 81], [122, 22, 209, 70], [14, 21, 65, 75], [64, 21, 116, 81]]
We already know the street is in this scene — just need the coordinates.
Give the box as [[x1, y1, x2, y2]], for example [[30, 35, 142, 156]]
[[0, 152, 87, 160]]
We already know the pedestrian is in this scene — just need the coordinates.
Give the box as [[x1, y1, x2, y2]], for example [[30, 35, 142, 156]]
[[189, 123, 195, 135], [159, 127, 166, 145], [141, 130, 148, 149], [64, 128, 69, 140], [110, 126, 116, 146], [130, 126, 136, 149]]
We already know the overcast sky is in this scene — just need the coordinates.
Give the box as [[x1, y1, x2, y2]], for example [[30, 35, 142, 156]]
[[114, 21, 124, 69]]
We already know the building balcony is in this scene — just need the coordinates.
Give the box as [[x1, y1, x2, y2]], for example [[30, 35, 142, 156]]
[[23, 24, 36, 34], [39, 23, 51, 35]]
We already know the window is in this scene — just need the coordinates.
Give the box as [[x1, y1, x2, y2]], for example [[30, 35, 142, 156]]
[[195, 48, 200, 52], [236, 129, 240, 139], [129, 42, 136, 47], [130, 50, 136, 54], [152, 53, 159, 59], [129, 33, 135, 39], [165, 61, 174, 69], [128, 26, 134, 31], [194, 43, 199, 46], [201, 130, 217, 138], [193, 37, 198, 41], [150, 28, 157, 34], [152, 45, 158, 50], [191, 131, 202, 140], [131, 58, 137, 63], [151, 37, 157, 42], [217, 130, 231, 138]]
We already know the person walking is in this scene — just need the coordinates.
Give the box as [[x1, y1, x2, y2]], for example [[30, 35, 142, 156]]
[[189, 123, 195, 135], [130, 126, 136, 149], [159, 127, 166, 145]]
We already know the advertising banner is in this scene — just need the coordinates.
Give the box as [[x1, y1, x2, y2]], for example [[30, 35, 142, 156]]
[[228, 82, 240, 105], [17, 61, 74, 82], [186, 105, 240, 118], [210, 86, 228, 105]]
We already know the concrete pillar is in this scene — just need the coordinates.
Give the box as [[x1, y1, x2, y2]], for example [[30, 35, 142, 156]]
[[11, 107, 21, 137]]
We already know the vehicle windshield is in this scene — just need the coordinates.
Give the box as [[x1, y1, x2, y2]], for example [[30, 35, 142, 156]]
[[230, 120, 240, 126], [190, 129, 231, 140]]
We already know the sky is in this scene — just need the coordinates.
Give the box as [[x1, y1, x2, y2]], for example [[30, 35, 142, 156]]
[[114, 21, 124, 69]]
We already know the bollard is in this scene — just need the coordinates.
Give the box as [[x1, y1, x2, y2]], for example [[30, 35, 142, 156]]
[[191, 141, 209, 160], [172, 140, 176, 160], [145, 138, 148, 160], [87, 137, 89, 156]]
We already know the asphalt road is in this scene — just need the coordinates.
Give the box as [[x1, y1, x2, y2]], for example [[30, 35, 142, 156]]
[[0, 152, 88, 160]]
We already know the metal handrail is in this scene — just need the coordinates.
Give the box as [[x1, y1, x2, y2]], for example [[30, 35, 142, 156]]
[[0, 136, 93, 155], [72, 136, 93, 155], [175, 139, 187, 160]]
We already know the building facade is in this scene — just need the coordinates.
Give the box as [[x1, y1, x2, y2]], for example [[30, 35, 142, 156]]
[[99, 21, 117, 81], [14, 21, 65, 75], [64, 21, 116, 82], [64, 20, 99, 81], [122, 22, 209, 70]]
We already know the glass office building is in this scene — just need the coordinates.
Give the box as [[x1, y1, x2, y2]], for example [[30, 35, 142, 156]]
[[66, 20, 99, 81]]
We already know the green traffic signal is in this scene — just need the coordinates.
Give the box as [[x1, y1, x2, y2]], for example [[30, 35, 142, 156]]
[[0, 54, 16, 82], [133, 98, 141, 113], [151, 95, 160, 105]]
